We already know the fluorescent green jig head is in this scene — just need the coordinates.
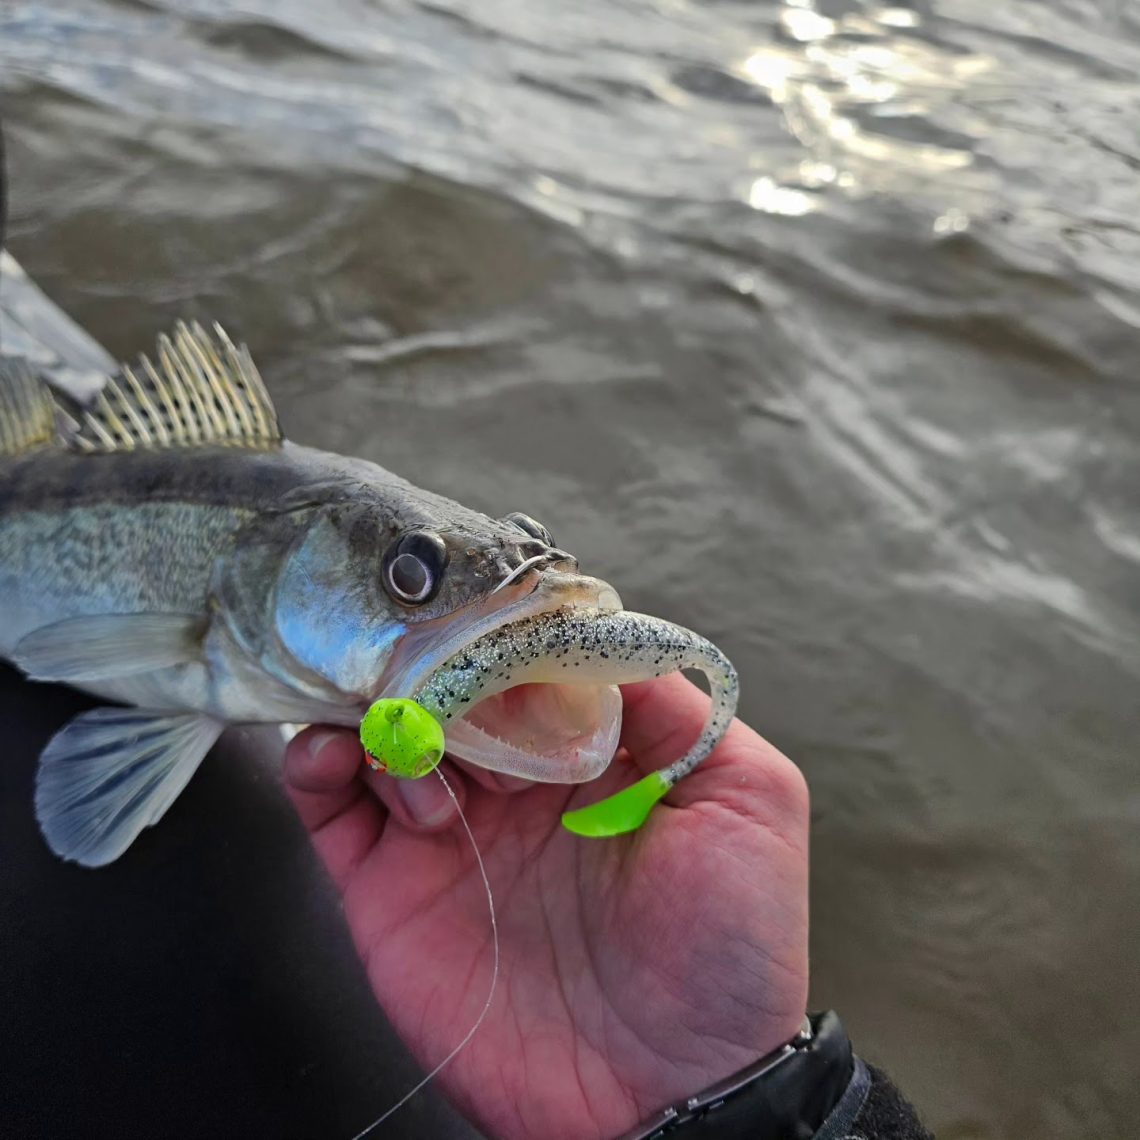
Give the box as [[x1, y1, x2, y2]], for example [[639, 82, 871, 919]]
[[360, 698, 445, 779]]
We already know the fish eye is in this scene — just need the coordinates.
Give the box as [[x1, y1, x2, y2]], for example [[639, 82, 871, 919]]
[[382, 530, 448, 606], [503, 511, 554, 547]]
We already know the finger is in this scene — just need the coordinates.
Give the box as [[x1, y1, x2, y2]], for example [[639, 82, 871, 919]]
[[619, 673, 747, 773], [284, 726, 386, 889], [363, 757, 466, 831], [451, 755, 535, 794], [493, 771, 536, 793], [619, 674, 809, 825], [285, 726, 367, 825]]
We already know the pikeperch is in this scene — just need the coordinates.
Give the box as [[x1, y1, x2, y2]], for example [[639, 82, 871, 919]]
[[0, 258, 737, 866]]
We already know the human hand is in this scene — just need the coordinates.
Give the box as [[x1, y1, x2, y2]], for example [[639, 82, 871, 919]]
[[284, 674, 810, 1140]]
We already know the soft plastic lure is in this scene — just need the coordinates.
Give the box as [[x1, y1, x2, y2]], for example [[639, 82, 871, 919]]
[[359, 609, 738, 836]]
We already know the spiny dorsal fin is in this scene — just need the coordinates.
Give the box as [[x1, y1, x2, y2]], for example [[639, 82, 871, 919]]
[[0, 360, 57, 456], [68, 321, 282, 453]]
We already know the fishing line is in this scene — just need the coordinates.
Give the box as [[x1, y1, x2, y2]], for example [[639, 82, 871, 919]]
[[348, 766, 500, 1140]]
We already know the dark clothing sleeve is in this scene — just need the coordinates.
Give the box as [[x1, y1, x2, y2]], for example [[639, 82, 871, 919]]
[[614, 1013, 934, 1140], [814, 1059, 934, 1140]]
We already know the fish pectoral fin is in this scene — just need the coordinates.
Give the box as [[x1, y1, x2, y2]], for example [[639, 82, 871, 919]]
[[13, 613, 203, 683], [34, 708, 223, 867]]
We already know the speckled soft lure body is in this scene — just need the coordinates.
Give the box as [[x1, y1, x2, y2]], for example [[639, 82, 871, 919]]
[[414, 607, 738, 788]]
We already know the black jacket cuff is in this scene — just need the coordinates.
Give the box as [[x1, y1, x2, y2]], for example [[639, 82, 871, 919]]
[[815, 1060, 934, 1140], [614, 1012, 934, 1140]]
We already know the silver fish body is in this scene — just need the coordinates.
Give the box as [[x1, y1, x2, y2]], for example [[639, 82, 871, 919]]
[[0, 442, 527, 722]]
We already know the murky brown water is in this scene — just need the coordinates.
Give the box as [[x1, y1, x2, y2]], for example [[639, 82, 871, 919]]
[[2, 1, 1139, 1137]]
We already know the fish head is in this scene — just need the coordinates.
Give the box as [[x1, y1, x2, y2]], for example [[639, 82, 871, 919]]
[[264, 478, 625, 780]]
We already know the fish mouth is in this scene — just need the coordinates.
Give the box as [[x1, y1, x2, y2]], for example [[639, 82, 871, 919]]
[[378, 573, 624, 783]]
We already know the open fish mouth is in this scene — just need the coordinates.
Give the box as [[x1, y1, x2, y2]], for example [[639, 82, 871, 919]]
[[378, 572, 738, 788], [443, 680, 622, 783], [377, 572, 627, 783]]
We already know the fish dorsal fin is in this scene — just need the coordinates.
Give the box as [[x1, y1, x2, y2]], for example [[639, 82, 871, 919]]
[[67, 321, 282, 453], [0, 361, 57, 455]]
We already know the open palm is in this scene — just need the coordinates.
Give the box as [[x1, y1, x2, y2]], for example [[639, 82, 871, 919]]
[[285, 675, 809, 1140]]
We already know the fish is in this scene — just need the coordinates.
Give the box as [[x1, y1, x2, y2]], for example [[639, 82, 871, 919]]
[[0, 259, 736, 867]]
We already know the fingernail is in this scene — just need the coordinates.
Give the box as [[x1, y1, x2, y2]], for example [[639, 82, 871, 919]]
[[306, 730, 343, 764], [395, 774, 456, 827]]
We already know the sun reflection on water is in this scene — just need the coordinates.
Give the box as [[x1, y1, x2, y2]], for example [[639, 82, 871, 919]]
[[747, 176, 816, 216], [736, 0, 993, 215]]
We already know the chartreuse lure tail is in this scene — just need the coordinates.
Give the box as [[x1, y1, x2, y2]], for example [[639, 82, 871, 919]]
[[559, 770, 673, 837]]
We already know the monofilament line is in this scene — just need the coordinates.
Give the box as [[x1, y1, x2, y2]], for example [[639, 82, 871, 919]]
[[349, 767, 500, 1140]]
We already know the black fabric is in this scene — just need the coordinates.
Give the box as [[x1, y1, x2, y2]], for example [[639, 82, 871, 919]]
[[686, 1053, 933, 1140], [814, 1058, 871, 1140], [0, 669, 479, 1140], [645, 1016, 935, 1140], [838, 1064, 935, 1140], [630, 1012, 854, 1139]]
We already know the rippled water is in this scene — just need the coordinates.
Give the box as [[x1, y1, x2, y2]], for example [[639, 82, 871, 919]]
[[3, 1, 1139, 1137]]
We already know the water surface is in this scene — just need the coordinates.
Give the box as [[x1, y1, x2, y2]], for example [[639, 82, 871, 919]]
[[2, 2, 1139, 1137]]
